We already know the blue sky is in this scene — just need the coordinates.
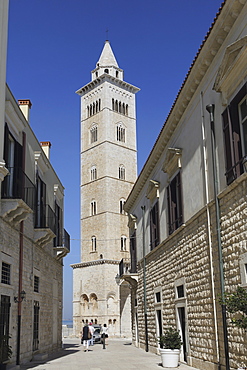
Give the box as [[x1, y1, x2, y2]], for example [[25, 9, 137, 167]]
[[6, 0, 223, 320]]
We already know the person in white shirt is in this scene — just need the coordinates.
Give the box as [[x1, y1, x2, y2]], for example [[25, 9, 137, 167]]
[[88, 323, 95, 346]]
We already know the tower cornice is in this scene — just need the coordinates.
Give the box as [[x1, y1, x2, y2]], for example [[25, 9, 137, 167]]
[[76, 74, 140, 96]]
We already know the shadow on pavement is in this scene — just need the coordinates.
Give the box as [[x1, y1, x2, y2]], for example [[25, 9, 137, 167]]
[[20, 343, 80, 369]]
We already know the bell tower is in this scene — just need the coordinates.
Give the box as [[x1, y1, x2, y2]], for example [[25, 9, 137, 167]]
[[72, 41, 139, 336]]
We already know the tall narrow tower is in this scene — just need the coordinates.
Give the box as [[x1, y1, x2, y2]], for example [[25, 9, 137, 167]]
[[72, 41, 139, 336]]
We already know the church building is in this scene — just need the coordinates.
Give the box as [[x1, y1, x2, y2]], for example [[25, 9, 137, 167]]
[[72, 41, 139, 337]]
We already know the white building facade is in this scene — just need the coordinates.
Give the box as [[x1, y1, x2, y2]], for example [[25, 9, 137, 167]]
[[123, 1, 247, 369], [72, 41, 139, 337]]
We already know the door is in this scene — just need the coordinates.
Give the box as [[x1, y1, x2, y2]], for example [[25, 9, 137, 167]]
[[177, 306, 187, 362]]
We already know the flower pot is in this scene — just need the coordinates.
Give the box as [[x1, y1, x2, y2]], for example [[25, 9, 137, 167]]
[[159, 348, 180, 367]]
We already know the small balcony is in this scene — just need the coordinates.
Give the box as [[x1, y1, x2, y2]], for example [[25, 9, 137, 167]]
[[34, 205, 56, 247], [1, 167, 35, 225], [117, 258, 138, 288], [54, 229, 70, 260]]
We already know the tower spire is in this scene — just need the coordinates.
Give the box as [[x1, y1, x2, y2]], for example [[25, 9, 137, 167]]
[[91, 41, 123, 81]]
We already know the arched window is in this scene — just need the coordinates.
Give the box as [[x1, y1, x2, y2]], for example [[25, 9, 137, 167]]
[[90, 104, 92, 116], [91, 200, 96, 216], [92, 236, 96, 251], [119, 102, 122, 113], [93, 102, 95, 115], [119, 165, 125, 180], [116, 123, 125, 142], [120, 199, 125, 214], [126, 104, 128, 116], [112, 98, 115, 111], [96, 100, 98, 113], [91, 166, 97, 181], [122, 103, 125, 115], [87, 106, 90, 117], [98, 99, 101, 111], [90, 126, 98, 143], [121, 236, 127, 251], [115, 100, 118, 112], [116, 71, 119, 78], [104, 68, 109, 74]]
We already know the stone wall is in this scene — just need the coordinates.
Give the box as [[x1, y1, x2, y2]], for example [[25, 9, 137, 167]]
[[0, 212, 63, 365], [133, 175, 247, 370]]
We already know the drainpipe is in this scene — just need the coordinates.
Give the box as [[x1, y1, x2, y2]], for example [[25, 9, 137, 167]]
[[206, 104, 230, 370], [200, 93, 220, 368], [16, 132, 26, 365], [141, 205, 148, 352]]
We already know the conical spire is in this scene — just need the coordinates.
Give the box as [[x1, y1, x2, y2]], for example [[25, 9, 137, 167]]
[[97, 40, 119, 68], [91, 41, 123, 81]]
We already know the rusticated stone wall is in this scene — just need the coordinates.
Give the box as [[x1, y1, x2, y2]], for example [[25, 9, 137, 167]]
[[133, 175, 247, 370]]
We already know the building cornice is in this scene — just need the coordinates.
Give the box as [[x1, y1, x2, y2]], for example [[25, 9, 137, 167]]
[[71, 259, 120, 269], [125, 0, 245, 212], [76, 74, 140, 96]]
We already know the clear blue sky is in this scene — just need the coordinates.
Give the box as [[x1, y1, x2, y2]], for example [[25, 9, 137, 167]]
[[6, 0, 223, 320]]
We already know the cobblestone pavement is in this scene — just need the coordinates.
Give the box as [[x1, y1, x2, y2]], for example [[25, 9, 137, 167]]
[[19, 338, 200, 370]]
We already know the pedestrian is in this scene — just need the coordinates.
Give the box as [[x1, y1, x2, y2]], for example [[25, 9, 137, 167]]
[[101, 323, 108, 346], [81, 323, 91, 352], [88, 322, 95, 346]]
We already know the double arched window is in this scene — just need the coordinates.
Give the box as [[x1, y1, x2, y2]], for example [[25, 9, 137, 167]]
[[119, 165, 125, 180], [91, 200, 96, 216], [116, 123, 125, 142], [91, 166, 97, 181], [90, 125, 98, 143], [91, 236, 97, 251]]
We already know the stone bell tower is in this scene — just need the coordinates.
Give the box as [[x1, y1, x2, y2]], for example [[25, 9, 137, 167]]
[[72, 40, 139, 337]]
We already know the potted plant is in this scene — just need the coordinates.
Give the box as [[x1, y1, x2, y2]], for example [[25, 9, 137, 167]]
[[158, 327, 182, 368], [0, 335, 12, 370]]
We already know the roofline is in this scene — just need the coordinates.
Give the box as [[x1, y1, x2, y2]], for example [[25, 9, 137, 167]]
[[124, 0, 245, 212]]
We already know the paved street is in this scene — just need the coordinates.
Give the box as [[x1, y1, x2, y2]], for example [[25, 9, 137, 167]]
[[19, 338, 200, 370]]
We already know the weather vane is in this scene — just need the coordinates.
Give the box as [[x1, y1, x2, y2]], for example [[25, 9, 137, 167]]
[[106, 29, 109, 40]]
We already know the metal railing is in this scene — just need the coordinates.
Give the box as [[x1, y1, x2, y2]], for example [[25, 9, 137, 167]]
[[63, 229, 70, 252], [1, 167, 35, 210], [119, 258, 131, 277], [35, 204, 56, 233]]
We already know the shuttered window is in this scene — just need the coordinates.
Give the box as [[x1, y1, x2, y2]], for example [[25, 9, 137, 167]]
[[150, 201, 160, 250], [167, 172, 183, 235], [222, 83, 247, 184]]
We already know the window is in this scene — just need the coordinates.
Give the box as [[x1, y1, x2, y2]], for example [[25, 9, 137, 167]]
[[150, 201, 160, 250], [54, 202, 62, 247], [91, 201, 97, 216], [121, 236, 127, 251], [1, 263, 10, 285], [167, 172, 183, 235], [104, 69, 109, 74], [34, 276, 39, 293], [120, 199, 125, 214], [0, 295, 10, 362], [2, 124, 23, 199], [92, 236, 96, 251], [130, 231, 137, 273], [90, 125, 98, 143], [33, 301, 40, 350], [155, 292, 161, 303], [177, 285, 184, 298], [35, 176, 46, 228], [119, 165, 125, 180], [117, 124, 125, 142], [91, 166, 97, 181], [222, 83, 247, 184]]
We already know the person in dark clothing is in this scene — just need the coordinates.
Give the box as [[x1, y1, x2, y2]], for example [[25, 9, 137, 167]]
[[81, 324, 91, 352]]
